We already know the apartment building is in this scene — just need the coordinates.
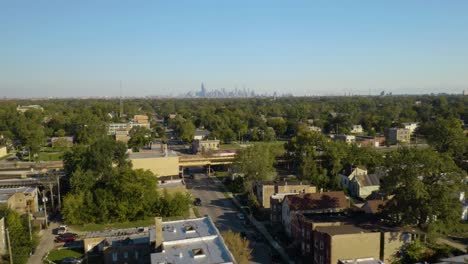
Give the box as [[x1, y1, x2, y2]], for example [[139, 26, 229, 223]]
[[256, 181, 317, 209]]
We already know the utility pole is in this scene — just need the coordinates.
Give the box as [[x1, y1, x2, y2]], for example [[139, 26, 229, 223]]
[[27, 205, 32, 240], [6, 228, 13, 264], [42, 190, 48, 227], [57, 173, 62, 209], [49, 183, 55, 210]]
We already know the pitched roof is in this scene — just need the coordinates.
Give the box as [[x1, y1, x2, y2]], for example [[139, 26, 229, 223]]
[[355, 173, 381, 187], [364, 200, 387, 214], [285, 191, 349, 211]]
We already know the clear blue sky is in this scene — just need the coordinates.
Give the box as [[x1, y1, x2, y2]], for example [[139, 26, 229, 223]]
[[1, 1, 468, 97]]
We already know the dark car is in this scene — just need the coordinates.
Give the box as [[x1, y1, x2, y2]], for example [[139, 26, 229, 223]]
[[55, 233, 78, 243], [194, 198, 202, 206], [61, 257, 82, 264]]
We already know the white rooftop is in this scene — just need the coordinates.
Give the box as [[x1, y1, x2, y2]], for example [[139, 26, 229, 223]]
[[340, 258, 384, 264], [150, 217, 235, 264]]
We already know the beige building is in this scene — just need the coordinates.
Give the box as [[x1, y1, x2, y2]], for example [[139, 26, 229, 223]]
[[0, 187, 39, 214], [114, 130, 130, 144], [256, 181, 317, 209], [192, 139, 220, 154], [301, 217, 412, 264], [0, 146, 7, 159], [129, 146, 180, 177], [133, 115, 149, 124], [386, 127, 411, 144]]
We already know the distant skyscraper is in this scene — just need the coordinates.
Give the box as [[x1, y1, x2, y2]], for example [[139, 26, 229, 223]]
[[201, 83, 206, 97]]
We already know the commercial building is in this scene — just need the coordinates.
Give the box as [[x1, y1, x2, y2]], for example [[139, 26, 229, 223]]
[[150, 216, 235, 264], [355, 136, 386, 148], [192, 139, 220, 154], [333, 135, 356, 144], [402, 122, 419, 135], [256, 181, 316, 209], [83, 217, 235, 264], [385, 128, 411, 144], [129, 145, 179, 177], [0, 187, 39, 214]]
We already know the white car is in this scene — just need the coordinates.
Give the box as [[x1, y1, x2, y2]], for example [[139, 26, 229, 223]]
[[237, 213, 245, 220], [57, 225, 68, 235]]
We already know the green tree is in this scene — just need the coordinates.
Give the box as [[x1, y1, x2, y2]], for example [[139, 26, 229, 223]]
[[221, 230, 252, 264], [234, 143, 277, 192], [0, 207, 37, 264], [380, 148, 466, 231], [128, 126, 152, 151]]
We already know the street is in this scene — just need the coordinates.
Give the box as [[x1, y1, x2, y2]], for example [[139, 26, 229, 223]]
[[186, 171, 274, 264], [28, 222, 58, 264]]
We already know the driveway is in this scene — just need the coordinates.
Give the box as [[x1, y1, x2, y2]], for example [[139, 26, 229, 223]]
[[28, 222, 59, 264]]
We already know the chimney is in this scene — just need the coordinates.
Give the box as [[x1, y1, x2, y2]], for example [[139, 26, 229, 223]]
[[155, 217, 163, 251]]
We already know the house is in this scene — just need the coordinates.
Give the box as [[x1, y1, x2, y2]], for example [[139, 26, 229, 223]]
[[0, 187, 39, 214], [192, 139, 220, 154], [333, 135, 356, 144], [193, 129, 211, 140], [402, 122, 419, 135], [308, 126, 322, 133], [150, 216, 235, 264], [340, 166, 383, 199], [108, 123, 129, 135], [256, 181, 317, 209], [16, 105, 43, 113], [0, 146, 7, 159], [362, 200, 387, 214], [50, 136, 74, 148], [385, 128, 411, 144], [129, 144, 180, 177], [350, 125, 363, 134], [281, 191, 349, 238]]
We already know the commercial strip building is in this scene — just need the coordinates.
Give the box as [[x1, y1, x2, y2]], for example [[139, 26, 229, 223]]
[[82, 216, 235, 264]]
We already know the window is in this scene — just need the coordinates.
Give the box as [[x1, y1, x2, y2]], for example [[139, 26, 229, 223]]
[[302, 228, 305, 237], [112, 252, 118, 262], [302, 242, 305, 252], [319, 255, 323, 264], [135, 252, 139, 259], [306, 244, 310, 253], [314, 240, 318, 248], [124, 252, 128, 259], [320, 241, 323, 249]]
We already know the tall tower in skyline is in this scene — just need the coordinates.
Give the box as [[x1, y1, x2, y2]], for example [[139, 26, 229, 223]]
[[201, 82, 206, 97]]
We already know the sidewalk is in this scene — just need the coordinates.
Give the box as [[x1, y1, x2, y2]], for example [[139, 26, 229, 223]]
[[210, 176, 295, 264]]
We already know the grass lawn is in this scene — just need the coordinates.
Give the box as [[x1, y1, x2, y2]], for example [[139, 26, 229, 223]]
[[38, 152, 63, 161], [71, 214, 191, 232], [71, 218, 155, 232], [46, 249, 83, 263]]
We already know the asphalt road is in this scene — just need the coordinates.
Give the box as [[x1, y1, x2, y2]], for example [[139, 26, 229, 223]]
[[186, 172, 273, 264]]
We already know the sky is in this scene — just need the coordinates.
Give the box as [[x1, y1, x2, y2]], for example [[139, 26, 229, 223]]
[[1, 0, 468, 98]]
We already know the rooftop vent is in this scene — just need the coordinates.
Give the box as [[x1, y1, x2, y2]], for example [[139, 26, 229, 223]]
[[192, 248, 206, 259]]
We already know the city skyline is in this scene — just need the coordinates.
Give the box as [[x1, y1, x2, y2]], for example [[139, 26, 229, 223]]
[[1, 1, 468, 98]]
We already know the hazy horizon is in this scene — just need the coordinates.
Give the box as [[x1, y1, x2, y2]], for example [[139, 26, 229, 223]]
[[1, 1, 468, 98]]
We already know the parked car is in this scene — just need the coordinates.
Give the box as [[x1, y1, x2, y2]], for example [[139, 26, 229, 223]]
[[194, 198, 202, 206], [237, 213, 245, 220], [56, 225, 68, 235], [55, 233, 77, 243], [61, 257, 82, 264]]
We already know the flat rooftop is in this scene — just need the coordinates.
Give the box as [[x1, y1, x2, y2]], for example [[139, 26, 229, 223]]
[[0, 186, 36, 202], [339, 258, 384, 264], [316, 224, 372, 235], [85, 226, 150, 239], [129, 149, 178, 159], [151, 236, 234, 264], [149, 217, 217, 242]]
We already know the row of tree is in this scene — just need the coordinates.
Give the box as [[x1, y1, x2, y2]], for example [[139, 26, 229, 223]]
[[62, 137, 191, 224]]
